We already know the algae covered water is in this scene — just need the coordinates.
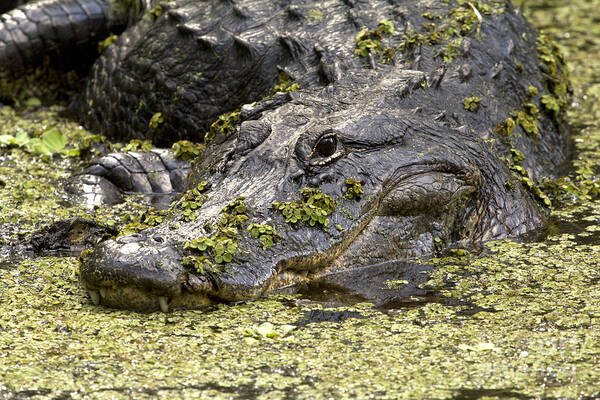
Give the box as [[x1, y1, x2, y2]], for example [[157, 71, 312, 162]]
[[1, 0, 600, 398]]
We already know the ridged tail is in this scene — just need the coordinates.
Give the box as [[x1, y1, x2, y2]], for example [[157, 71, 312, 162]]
[[0, 0, 142, 77]]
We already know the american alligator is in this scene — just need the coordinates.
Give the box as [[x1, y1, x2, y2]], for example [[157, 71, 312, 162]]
[[0, 0, 570, 311]]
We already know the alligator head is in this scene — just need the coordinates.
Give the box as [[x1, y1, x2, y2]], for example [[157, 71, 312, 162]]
[[80, 72, 546, 311]]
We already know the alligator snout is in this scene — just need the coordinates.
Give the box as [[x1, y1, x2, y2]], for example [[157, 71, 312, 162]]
[[80, 233, 215, 312]]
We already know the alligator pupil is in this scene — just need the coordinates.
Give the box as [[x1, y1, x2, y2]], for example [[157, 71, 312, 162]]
[[316, 136, 336, 157]]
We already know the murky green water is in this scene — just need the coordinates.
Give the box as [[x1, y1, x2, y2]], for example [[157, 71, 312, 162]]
[[1, 0, 600, 398]]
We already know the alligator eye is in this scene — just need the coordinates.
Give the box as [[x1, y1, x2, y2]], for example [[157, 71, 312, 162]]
[[315, 135, 337, 158], [308, 132, 343, 166]]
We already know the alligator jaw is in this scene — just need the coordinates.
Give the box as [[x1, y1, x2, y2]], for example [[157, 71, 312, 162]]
[[81, 263, 312, 312], [83, 285, 215, 313], [79, 233, 218, 312]]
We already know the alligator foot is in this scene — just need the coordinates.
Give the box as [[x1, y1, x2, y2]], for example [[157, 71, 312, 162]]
[[29, 218, 118, 256], [65, 149, 190, 208]]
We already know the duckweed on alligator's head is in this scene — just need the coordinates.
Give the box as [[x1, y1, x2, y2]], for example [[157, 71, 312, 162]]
[[272, 187, 337, 229]]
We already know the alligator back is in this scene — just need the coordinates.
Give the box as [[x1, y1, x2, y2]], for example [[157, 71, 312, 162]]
[[78, 0, 569, 183], [81, 0, 361, 145]]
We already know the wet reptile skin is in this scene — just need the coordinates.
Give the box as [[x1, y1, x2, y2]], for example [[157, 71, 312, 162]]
[[0, 0, 570, 310]]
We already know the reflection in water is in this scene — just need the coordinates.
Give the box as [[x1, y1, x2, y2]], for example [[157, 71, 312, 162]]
[[542, 213, 600, 246], [277, 260, 437, 310], [296, 309, 366, 326]]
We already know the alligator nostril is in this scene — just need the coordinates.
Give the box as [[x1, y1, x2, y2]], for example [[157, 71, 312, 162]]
[[318, 172, 333, 183]]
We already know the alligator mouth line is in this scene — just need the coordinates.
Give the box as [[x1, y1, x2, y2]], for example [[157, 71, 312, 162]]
[[86, 283, 215, 313], [82, 160, 478, 312], [249, 160, 479, 304]]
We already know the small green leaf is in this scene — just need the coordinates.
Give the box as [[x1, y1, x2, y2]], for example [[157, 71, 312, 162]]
[[256, 322, 277, 338], [26, 138, 52, 156], [40, 128, 67, 153], [14, 131, 31, 146], [280, 324, 296, 336], [0, 134, 15, 146]]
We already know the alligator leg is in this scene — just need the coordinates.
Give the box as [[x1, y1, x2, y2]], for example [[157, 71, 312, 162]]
[[65, 149, 191, 208], [0, 0, 144, 77]]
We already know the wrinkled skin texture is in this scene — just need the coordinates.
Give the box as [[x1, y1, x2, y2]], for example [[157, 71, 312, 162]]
[[0, 0, 137, 79], [1, 0, 569, 310], [65, 148, 190, 208]]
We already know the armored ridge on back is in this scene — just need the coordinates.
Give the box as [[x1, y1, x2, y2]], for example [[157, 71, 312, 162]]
[[0, 0, 570, 311]]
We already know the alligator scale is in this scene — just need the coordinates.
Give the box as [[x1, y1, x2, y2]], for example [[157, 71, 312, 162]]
[[0, 0, 570, 311]]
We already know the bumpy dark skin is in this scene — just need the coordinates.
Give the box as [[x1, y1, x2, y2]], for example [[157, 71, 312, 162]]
[[0, 0, 28, 15], [83, 78, 547, 311], [0, 0, 140, 78], [65, 149, 190, 208], [1, 0, 570, 311]]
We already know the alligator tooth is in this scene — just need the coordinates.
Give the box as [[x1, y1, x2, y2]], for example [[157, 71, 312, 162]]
[[89, 290, 100, 305], [99, 288, 107, 298], [159, 296, 169, 313]]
